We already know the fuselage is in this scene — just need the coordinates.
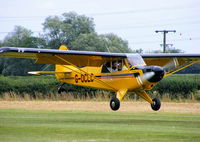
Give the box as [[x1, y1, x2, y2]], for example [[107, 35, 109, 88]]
[[55, 65, 157, 92]]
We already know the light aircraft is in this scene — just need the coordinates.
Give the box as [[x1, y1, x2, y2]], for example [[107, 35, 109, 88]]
[[0, 45, 200, 111]]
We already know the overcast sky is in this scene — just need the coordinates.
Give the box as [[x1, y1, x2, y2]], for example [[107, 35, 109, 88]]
[[0, 0, 200, 53]]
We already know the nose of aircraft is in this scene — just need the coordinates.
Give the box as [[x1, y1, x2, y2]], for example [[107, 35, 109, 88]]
[[143, 66, 165, 82]]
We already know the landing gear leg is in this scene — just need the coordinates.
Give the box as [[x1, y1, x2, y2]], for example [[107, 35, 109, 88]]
[[57, 83, 66, 94]]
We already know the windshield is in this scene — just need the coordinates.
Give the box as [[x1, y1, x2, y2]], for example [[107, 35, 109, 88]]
[[126, 54, 146, 67]]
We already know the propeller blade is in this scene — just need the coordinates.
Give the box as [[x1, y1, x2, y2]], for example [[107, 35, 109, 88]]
[[163, 58, 179, 72], [140, 71, 155, 82]]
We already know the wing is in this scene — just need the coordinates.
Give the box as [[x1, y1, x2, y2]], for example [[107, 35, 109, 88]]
[[1, 47, 200, 76], [141, 53, 200, 77], [0, 47, 127, 67]]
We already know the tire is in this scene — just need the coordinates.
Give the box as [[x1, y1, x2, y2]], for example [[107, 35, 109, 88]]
[[110, 97, 120, 111], [151, 98, 161, 111], [57, 87, 65, 94], [57, 83, 66, 94], [58, 89, 62, 94]]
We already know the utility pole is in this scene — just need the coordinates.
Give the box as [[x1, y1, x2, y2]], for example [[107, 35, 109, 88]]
[[155, 30, 176, 53]]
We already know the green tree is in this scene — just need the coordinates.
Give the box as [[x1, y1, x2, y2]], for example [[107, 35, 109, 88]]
[[100, 33, 131, 53], [71, 33, 106, 52], [1, 26, 45, 76], [22, 37, 46, 49], [43, 12, 95, 49], [71, 33, 132, 53], [0, 12, 133, 76], [150, 47, 183, 53], [166, 48, 183, 53], [3, 26, 33, 47], [0, 41, 3, 47]]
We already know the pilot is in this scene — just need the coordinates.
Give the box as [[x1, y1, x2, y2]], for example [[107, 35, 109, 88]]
[[118, 60, 123, 71], [112, 61, 118, 72]]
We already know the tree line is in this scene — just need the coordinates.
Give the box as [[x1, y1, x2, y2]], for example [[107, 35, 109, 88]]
[[0, 12, 199, 76], [0, 12, 131, 76]]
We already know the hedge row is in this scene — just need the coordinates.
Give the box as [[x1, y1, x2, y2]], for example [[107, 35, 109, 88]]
[[152, 74, 200, 99], [0, 74, 200, 100]]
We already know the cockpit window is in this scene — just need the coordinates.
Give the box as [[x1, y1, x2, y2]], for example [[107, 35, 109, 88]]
[[126, 54, 146, 67], [101, 54, 144, 73], [101, 59, 127, 73]]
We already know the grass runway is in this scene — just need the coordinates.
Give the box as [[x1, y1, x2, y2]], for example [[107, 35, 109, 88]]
[[0, 109, 200, 142]]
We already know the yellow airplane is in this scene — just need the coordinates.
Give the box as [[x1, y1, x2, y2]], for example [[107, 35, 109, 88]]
[[0, 45, 200, 111]]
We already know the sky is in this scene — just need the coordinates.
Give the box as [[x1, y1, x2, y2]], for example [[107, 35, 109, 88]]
[[0, 0, 200, 53]]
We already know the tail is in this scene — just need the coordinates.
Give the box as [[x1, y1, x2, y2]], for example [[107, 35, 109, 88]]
[[59, 45, 68, 50]]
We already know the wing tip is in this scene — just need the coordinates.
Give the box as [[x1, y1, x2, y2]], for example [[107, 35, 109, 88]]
[[0, 47, 10, 53]]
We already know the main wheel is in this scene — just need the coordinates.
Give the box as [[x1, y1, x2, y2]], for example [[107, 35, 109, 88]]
[[151, 98, 161, 111], [110, 97, 120, 111]]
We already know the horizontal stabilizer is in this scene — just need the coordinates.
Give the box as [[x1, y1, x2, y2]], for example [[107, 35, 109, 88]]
[[28, 71, 72, 75], [28, 71, 55, 75]]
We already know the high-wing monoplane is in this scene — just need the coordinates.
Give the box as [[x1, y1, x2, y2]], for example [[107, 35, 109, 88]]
[[0, 45, 200, 111]]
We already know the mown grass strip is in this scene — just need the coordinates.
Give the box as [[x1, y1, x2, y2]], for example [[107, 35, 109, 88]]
[[0, 109, 200, 142]]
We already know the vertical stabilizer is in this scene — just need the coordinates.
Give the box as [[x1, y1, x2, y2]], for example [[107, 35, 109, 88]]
[[56, 45, 70, 73], [59, 45, 68, 50]]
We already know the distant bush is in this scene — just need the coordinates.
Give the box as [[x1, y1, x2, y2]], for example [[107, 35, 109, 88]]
[[151, 74, 200, 100], [0, 76, 58, 96], [0, 75, 99, 100]]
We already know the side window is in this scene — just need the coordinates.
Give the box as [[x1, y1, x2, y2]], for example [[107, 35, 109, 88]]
[[119, 59, 128, 71], [102, 62, 111, 73], [101, 59, 128, 73]]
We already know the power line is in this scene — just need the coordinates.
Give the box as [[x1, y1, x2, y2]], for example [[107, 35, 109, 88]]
[[96, 20, 200, 31], [0, 31, 42, 34], [0, 5, 198, 19], [0, 16, 45, 19], [87, 5, 199, 16]]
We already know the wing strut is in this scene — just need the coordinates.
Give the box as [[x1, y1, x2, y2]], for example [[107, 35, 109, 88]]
[[135, 90, 154, 104]]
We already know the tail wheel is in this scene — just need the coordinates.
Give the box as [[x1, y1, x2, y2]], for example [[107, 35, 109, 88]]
[[110, 97, 120, 111], [151, 98, 161, 111], [57, 83, 65, 94], [58, 88, 65, 94]]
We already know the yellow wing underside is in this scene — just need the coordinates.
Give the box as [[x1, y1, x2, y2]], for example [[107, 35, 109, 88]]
[[144, 57, 200, 77]]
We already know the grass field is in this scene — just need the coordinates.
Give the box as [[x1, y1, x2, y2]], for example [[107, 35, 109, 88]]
[[0, 109, 200, 142]]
